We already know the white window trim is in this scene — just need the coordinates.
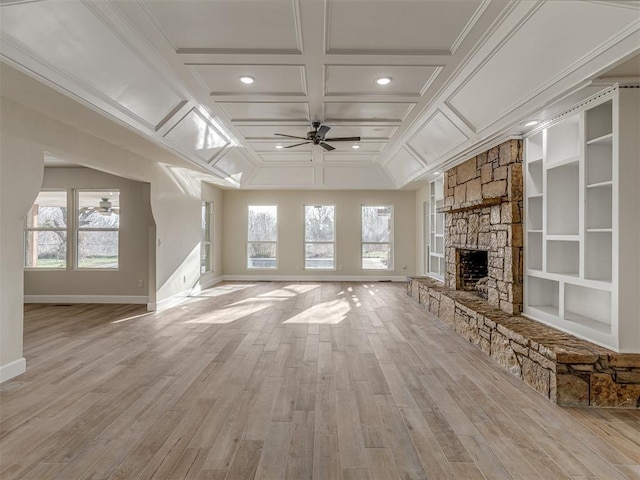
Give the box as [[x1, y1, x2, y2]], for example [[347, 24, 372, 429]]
[[246, 204, 278, 270], [361, 204, 394, 271], [303, 204, 336, 271], [24, 188, 69, 271]]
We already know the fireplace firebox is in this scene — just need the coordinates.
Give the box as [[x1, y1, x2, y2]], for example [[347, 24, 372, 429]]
[[456, 249, 488, 298]]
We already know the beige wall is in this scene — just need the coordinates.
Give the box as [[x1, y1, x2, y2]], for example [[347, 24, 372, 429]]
[[222, 190, 416, 278], [202, 181, 224, 282], [24, 167, 154, 298]]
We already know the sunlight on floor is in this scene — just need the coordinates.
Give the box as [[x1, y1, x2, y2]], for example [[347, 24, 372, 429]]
[[110, 311, 155, 324], [282, 298, 351, 324], [186, 283, 320, 324]]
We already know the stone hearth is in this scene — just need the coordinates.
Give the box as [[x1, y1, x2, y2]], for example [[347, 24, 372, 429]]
[[408, 277, 640, 408], [442, 140, 523, 315]]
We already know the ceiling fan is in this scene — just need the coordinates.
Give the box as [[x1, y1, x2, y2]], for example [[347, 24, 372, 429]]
[[274, 121, 360, 151]]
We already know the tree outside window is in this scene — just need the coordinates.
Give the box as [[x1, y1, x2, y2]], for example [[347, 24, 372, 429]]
[[24, 190, 68, 269], [361, 205, 393, 270], [247, 205, 277, 269], [304, 205, 335, 270], [76, 191, 119, 269]]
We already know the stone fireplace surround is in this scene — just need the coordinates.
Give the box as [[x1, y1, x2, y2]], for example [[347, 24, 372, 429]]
[[409, 139, 640, 407], [442, 139, 523, 315]]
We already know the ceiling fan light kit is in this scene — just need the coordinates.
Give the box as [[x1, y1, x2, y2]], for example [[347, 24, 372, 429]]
[[274, 121, 361, 152]]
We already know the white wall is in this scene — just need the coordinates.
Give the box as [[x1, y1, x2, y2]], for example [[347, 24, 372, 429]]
[[24, 167, 154, 301], [0, 97, 224, 381], [222, 190, 416, 279]]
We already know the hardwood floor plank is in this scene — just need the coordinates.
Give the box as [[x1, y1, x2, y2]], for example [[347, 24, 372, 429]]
[[1, 283, 637, 480]]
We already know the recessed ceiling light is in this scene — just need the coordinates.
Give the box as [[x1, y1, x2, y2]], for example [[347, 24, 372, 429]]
[[376, 77, 392, 86], [352, 144, 360, 149], [239, 76, 254, 84], [523, 120, 540, 127], [433, 171, 441, 175], [275, 144, 284, 149]]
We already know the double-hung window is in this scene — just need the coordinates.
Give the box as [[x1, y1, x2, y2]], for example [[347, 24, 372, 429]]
[[201, 201, 213, 274], [247, 205, 277, 269], [361, 205, 393, 270], [304, 205, 335, 270], [76, 190, 120, 269], [24, 190, 68, 269]]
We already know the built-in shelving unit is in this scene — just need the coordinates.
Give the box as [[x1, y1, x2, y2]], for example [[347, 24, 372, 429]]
[[524, 86, 639, 352], [428, 177, 445, 280]]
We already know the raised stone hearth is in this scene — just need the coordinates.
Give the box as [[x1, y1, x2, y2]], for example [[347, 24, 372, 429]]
[[408, 277, 640, 408]]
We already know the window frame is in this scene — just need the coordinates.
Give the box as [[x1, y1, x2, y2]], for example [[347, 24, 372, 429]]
[[201, 200, 214, 274], [74, 189, 120, 271], [361, 204, 394, 271], [303, 204, 336, 271], [246, 204, 278, 270], [24, 189, 70, 270]]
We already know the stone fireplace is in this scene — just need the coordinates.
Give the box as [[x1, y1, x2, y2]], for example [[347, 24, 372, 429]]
[[442, 139, 524, 314]]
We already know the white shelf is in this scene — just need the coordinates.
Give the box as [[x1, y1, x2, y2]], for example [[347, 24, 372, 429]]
[[586, 133, 613, 145], [546, 234, 579, 241], [547, 154, 580, 169], [586, 181, 613, 189], [586, 100, 612, 142]]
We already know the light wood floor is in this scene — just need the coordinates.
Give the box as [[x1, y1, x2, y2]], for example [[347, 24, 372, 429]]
[[1, 282, 639, 480]]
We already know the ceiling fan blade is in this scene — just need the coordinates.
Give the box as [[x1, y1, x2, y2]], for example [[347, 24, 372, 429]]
[[317, 125, 330, 138], [274, 133, 307, 140], [320, 142, 335, 151], [323, 136, 361, 142], [284, 142, 310, 149]]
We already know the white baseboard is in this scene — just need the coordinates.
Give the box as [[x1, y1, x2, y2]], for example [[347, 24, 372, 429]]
[[199, 275, 224, 290], [0, 357, 26, 383], [24, 295, 149, 305], [221, 275, 408, 282]]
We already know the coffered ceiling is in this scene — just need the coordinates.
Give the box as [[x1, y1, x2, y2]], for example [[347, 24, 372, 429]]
[[1, 1, 639, 189]]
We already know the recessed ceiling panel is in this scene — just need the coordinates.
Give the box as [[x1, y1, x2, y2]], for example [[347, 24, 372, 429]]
[[323, 142, 386, 153], [260, 153, 312, 162], [385, 147, 425, 185], [448, 1, 639, 130], [213, 149, 253, 184], [407, 110, 468, 165], [164, 109, 229, 163], [323, 166, 391, 188], [240, 124, 396, 140], [251, 167, 315, 187], [1, 1, 183, 128], [326, 0, 483, 54], [322, 154, 377, 163], [190, 65, 306, 96], [324, 103, 414, 122], [142, 0, 301, 53], [325, 65, 441, 96], [250, 141, 313, 153], [219, 102, 310, 122]]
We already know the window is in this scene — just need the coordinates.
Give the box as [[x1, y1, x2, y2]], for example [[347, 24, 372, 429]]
[[76, 190, 119, 269], [428, 178, 445, 279], [24, 190, 68, 269], [304, 205, 335, 270], [247, 205, 277, 269], [201, 201, 213, 274], [361, 205, 393, 270]]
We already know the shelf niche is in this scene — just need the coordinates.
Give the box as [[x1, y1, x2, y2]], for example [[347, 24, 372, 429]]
[[547, 240, 579, 276], [527, 276, 559, 317], [546, 115, 580, 166], [547, 163, 579, 235]]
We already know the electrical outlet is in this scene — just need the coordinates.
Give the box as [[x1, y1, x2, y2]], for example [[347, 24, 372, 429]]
[[183, 275, 186, 283], [138, 279, 144, 288]]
